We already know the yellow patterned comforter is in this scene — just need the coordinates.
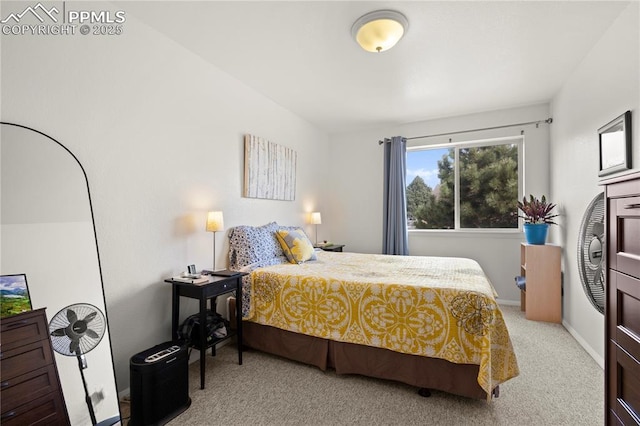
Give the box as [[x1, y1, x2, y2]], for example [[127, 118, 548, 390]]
[[245, 251, 519, 396]]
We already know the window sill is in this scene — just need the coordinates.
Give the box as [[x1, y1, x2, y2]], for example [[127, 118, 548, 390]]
[[408, 229, 524, 239]]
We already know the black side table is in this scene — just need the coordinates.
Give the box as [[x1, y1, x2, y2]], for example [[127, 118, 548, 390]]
[[165, 273, 247, 389]]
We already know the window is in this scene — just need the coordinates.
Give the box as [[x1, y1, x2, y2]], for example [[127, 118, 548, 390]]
[[406, 137, 523, 230]]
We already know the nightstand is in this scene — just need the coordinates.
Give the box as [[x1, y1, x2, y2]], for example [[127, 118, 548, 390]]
[[319, 244, 345, 252], [165, 273, 247, 389]]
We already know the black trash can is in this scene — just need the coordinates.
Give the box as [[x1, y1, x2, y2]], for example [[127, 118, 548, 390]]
[[129, 341, 191, 426]]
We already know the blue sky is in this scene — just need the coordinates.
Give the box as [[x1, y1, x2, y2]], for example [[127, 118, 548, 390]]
[[406, 148, 449, 188]]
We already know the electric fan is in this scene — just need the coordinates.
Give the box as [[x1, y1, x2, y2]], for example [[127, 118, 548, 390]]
[[49, 303, 106, 425], [577, 193, 605, 314]]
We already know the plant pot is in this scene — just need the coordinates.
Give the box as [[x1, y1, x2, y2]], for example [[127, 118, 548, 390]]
[[523, 223, 549, 245]]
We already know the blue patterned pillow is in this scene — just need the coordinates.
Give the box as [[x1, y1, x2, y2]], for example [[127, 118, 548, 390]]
[[228, 222, 285, 270]]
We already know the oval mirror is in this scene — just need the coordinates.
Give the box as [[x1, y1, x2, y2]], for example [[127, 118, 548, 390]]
[[1, 123, 120, 425]]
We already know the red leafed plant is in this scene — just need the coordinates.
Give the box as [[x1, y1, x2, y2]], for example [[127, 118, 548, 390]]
[[517, 195, 558, 225]]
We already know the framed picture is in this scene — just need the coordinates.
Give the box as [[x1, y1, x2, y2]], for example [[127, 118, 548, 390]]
[[598, 110, 632, 177], [243, 134, 297, 201], [0, 274, 32, 318]]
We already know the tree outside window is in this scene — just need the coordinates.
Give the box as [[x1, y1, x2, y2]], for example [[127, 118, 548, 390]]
[[406, 139, 521, 230]]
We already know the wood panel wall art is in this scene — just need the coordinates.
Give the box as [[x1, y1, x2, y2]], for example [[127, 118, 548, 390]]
[[243, 134, 297, 201]]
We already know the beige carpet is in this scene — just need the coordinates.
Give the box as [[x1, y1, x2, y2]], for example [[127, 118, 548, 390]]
[[130, 305, 603, 425]]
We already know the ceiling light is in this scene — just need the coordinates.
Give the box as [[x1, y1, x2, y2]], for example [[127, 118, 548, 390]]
[[351, 10, 408, 53]]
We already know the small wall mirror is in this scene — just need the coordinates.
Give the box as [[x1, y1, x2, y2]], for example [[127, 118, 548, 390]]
[[1, 123, 120, 425], [598, 110, 632, 177]]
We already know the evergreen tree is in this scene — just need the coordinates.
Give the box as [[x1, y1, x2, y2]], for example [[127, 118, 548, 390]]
[[414, 149, 454, 229], [406, 145, 518, 229], [406, 175, 432, 220], [459, 145, 518, 228]]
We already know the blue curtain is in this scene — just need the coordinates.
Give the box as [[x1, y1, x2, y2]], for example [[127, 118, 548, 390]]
[[382, 136, 409, 255]]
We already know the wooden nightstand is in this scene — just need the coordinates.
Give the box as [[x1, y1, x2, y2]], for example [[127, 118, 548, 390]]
[[165, 273, 247, 389], [319, 244, 345, 252]]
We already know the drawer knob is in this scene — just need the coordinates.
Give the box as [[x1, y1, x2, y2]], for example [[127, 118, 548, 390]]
[[1, 411, 16, 420], [1, 380, 9, 388]]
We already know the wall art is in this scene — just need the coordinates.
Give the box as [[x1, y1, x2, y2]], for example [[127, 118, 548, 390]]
[[244, 134, 297, 201], [0, 273, 32, 318]]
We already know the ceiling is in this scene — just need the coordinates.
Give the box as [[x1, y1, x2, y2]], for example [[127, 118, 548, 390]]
[[122, 1, 629, 134]]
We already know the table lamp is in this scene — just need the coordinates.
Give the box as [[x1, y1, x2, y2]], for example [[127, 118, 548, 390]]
[[311, 212, 322, 246], [206, 211, 224, 271]]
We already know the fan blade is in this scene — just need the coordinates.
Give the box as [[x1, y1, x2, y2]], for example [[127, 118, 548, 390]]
[[66, 309, 78, 323], [51, 327, 66, 336], [70, 339, 80, 354], [596, 266, 605, 289], [83, 311, 97, 323], [85, 329, 99, 339], [592, 222, 604, 236]]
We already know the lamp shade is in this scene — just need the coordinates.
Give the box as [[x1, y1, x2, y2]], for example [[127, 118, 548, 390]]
[[351, 10, 408, 53], [311, 212, 322, 225], [206, 211, 224, 232]]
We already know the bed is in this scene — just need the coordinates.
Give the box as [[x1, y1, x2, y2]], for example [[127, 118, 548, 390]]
[[228, 223, 519, 400]]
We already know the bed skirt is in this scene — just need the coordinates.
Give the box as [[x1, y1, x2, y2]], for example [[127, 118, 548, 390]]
[[242, 320, 489, 400]]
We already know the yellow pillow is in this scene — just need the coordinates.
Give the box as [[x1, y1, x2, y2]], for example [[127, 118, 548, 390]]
[[275, 229, 316, 264]]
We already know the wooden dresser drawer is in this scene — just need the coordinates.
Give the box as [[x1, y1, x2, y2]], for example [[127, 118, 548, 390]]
[[611, 196, 640, 278], [1, 365, 60, 413], [0, 309, 49, 352], [611, 271, 640, 362], [612, 343, 640, 425], [0, 340, 54, 382], [0, 390, 68, 426]]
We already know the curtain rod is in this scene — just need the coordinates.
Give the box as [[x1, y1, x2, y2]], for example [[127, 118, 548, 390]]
[[378, 117, 553, 144]]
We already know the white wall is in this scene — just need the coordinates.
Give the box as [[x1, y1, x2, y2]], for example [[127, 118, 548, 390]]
[[550, 2, 639, 367], [327, 104, 551, 302], [1, 2, 329, 402]]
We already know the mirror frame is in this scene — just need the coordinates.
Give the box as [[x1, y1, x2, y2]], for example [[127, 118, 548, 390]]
[[1, 121, 121, 424], [598, 110, 632, 177]]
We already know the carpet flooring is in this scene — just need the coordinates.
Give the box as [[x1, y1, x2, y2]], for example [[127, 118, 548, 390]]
[[124, 305, 604, 425]]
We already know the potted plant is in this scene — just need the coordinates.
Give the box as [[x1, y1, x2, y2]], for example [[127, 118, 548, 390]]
[[517, 195, 558, 245]]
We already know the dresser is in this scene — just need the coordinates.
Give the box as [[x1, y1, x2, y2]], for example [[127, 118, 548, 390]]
[[603, 171, 640, 425], [0, 308, 70, 425]]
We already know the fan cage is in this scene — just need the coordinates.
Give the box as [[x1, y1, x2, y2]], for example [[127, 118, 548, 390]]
[[49, 303, 106, 356], [577, 193, 605, 314]]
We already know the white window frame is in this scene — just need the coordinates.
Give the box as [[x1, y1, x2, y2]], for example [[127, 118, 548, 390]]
[[407, 135, 524, 233]]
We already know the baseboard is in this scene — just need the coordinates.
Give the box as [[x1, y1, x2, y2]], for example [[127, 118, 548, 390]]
[[562, 319, 604, 369], [118, 388, 130, 400]]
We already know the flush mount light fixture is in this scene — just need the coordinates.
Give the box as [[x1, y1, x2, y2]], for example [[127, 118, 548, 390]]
[[351, 10, 408, 53]]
